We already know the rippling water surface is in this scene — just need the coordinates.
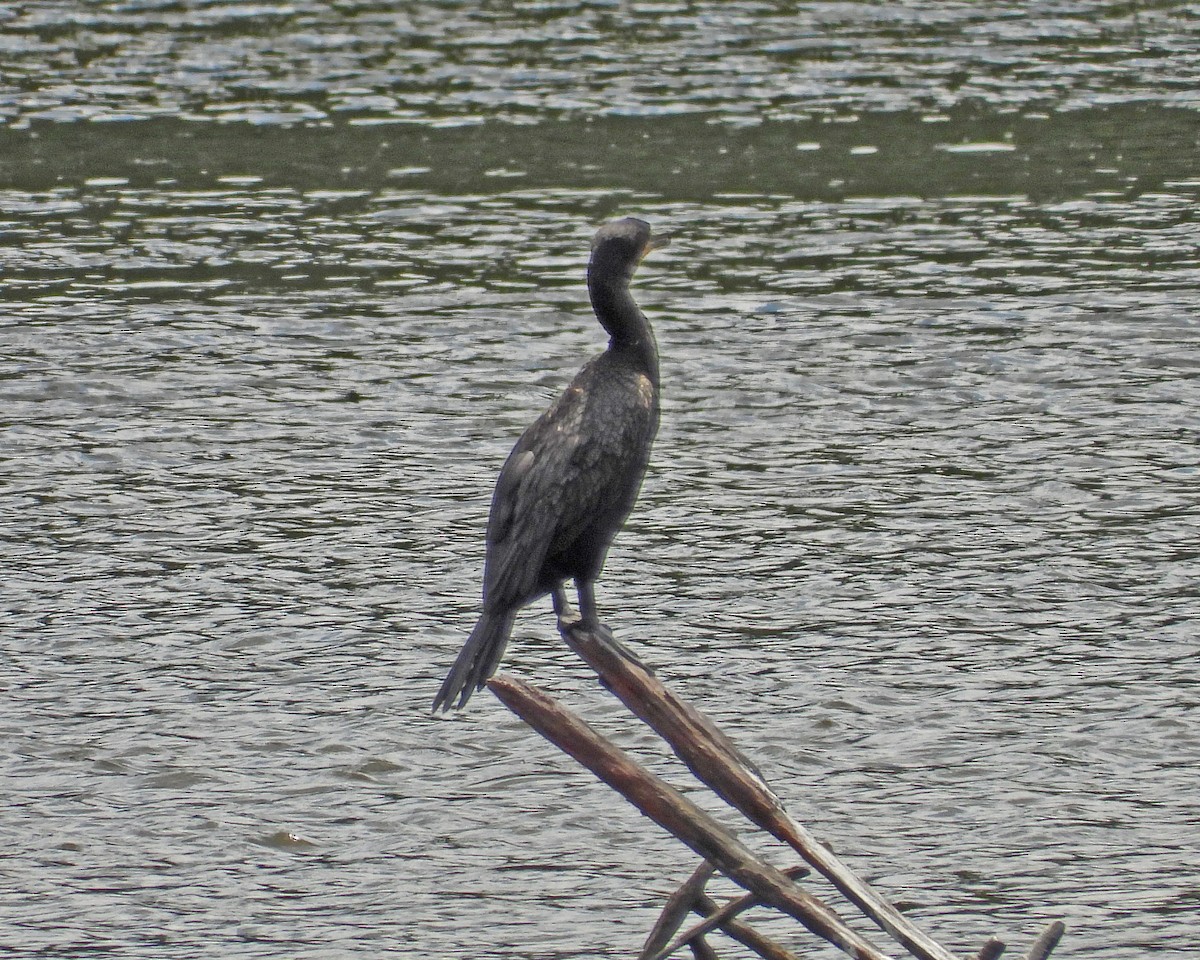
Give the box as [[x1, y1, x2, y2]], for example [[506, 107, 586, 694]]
[[2, 3, 1199, 959]]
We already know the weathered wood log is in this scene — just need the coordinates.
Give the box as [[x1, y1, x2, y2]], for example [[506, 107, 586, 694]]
[[649, 864, 812, 960], [559, 623, 962, 960], [488, 673, 897, 960], [1024, 921, 1064, 960]]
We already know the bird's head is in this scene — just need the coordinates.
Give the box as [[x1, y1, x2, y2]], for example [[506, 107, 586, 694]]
[[588, 217, 670, 285]]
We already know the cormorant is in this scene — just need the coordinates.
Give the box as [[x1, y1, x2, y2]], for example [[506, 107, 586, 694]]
[[433, 217, 669, 712]]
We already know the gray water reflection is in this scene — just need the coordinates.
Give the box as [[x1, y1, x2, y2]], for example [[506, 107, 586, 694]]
[[2, 1, 1197, 125], [3, 3, 1200, 959]]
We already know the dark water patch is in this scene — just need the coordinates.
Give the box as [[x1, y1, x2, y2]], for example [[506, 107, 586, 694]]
[[2, 104, 1197, 202]]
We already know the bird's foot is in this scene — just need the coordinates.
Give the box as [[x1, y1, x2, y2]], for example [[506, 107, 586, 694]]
[[555, 607, 582, 634], [555, 598, 654, 672], [563, 619, 653, 673]]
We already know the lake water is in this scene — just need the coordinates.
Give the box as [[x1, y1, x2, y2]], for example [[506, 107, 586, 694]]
[[2, 3, 1198, 958]]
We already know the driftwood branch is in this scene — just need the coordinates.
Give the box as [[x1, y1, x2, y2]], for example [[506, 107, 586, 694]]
[[559, 623, 964, 960], [692, 886, 804, 960], [482, 622, 1065, 960], [488, 673, 896, 960], [647, 864, 811, 960], [1025, 922, 1065, 960], [641, 862, 716, 960], [975, 938, 1005, 960]]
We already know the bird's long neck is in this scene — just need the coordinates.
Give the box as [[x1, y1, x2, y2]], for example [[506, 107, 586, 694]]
[[588, 274, 659, 386]]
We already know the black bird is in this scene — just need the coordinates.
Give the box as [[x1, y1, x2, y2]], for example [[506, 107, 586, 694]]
[[433, 217, 669, 712]]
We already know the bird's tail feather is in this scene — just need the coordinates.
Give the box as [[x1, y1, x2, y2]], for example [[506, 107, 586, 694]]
[[432, 611, 516, 712]]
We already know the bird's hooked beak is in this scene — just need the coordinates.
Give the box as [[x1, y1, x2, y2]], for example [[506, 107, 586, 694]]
[[641, 233, 671, 260]]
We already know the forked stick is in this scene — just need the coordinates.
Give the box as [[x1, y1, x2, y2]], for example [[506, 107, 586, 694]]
[[489, 673, 897, 960], [648, 864, 811, 960], [560, 623, 962, 960]]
